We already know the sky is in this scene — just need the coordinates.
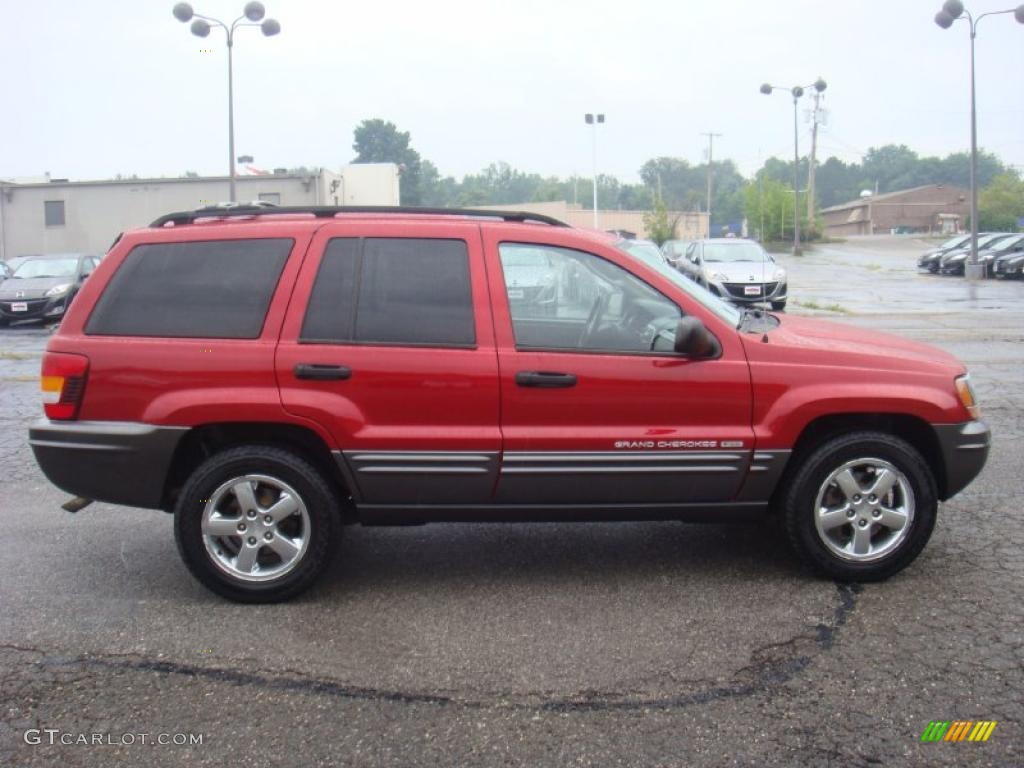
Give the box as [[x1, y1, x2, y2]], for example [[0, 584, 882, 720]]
[[0, 0, 1021, 184]]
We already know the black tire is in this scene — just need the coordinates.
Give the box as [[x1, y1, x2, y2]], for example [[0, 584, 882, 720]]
[[0, 316, 8, 328], [771, 300, 787, 311], [780, 431, 937, 582], [174, 445, 341, 602]]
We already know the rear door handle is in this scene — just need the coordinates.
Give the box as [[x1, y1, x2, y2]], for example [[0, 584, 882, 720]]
[[294, 363, 352, 381], [515, 371, 577, 388]]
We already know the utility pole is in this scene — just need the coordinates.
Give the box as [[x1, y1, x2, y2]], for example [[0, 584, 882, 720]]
[[806, 89, 825, 226], [701, 132, 722, 234]]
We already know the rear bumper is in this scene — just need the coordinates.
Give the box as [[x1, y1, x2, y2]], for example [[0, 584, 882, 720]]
[[29, 419, 188, 509], [934, 420, 991, 500]]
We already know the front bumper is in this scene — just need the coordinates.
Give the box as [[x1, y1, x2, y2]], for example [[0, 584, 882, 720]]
[[994, 259, 1024, 277], [30, 419, 188, 509], [0, 295, 70, 321], [933, 420, 990, 500], [711, 280, 787, 304]]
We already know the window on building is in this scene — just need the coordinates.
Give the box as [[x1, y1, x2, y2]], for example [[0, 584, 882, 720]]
[[301, 238, 475, 347], [258, 192, 281, 205], [86, 238, 293, 338], [44, 200, 65, 227]]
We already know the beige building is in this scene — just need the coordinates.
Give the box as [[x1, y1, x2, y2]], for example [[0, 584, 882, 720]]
[[820, 184, 969, 237], [477, 201, 708, 241], [0, 164, 400, 259]]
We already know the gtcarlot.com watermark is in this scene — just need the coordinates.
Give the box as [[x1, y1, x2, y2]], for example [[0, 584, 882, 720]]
[[24, 729, 203, 747]]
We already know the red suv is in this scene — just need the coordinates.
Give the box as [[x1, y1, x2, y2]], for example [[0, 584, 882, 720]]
[[30, 206, 990, 601]]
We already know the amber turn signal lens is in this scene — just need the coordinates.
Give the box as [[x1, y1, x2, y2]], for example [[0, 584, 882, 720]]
[[955, 375, 980, 420]]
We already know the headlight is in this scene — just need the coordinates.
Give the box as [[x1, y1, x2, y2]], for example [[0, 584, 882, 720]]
[[773, 269, 786, 281], [709, 272, 729, 282], [45, 284, 72, 297], [947, 253, 966, 263], [955, 374, 980, 420]]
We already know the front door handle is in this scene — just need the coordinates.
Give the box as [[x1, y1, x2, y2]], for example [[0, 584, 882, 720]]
[[515, 371, 577, 388], [294, 363, 352, 381]]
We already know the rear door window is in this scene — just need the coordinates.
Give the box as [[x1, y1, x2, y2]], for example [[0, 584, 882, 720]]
[[85, 238, 293, 338], [301, 237, 475, 347]]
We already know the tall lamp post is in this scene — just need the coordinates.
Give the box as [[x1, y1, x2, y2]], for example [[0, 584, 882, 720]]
[[172, 2, 281, 203], [934, 0, 1024, 280], [584, 113, 605, 228], [759, 78, 827, 256]]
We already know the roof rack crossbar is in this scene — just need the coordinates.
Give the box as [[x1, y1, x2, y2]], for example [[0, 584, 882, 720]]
[[149, 205, 569, 228]]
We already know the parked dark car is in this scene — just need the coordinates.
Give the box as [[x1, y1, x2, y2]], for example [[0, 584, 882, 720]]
[[677, 238, 788, 310], [938, 233, 1013, 276], [0, 253, 100, 326], [977, 233, 1024, 276], [917, 233, 973, 273], [992, 238, 1024, 279]]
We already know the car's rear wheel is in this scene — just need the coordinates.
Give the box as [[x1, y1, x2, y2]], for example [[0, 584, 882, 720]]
[[174, 445, 340, 602], [781, 431, 937, 582]]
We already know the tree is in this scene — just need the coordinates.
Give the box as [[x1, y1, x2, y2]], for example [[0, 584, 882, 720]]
[[352, 119, 426, 204], [744, 176, 801, 243], [642, 198, 679, 245], [978, 173, 1024, 231]]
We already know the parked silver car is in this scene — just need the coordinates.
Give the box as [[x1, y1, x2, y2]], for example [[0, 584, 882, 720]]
[[677, 239, 788, 310]]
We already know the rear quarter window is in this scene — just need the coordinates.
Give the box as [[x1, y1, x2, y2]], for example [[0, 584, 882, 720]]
[[85, 238, 293, 338]]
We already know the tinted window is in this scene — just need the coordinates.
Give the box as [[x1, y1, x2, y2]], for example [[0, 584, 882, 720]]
[[301, 238, 475, 347], [301, 238, 359, 342], [499, 243, 681, 354], [86, 238, 292, 338]]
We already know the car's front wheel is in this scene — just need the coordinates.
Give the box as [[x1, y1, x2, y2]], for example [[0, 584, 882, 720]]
[[771, 300, 787, 311], [781, 431, 937, 582], [174, 445, 340, 602]]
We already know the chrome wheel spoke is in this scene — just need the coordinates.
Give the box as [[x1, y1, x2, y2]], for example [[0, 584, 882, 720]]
[[850, 523, 873, 556], [819, 505, 851, 531], [234, 542, 259, 574], [833, 468, 862, 501], [232, 480, 260, 515], [867, 468, 898, 500], [265, 492, 299, 523], [267, 534, 301, 563], [202, 514, 240, 537], [877, 506, 908, 531]]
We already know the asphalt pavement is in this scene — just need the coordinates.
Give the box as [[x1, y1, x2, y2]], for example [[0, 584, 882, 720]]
[[1, 235, 1022, 767]]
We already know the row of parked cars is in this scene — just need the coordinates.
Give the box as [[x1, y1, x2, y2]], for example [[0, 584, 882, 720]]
[[917, 232, 1024, 278], [0, 253, 100, 327]]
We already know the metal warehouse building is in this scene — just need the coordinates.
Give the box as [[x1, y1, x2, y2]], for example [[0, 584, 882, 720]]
[[820, 184, 969, 237], [0, 163, 400, 259]]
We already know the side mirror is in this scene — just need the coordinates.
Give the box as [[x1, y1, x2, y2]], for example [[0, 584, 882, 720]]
[[674, 317, 720, 358]]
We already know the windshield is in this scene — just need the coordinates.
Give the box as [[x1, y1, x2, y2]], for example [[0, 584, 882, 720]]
[[12, 257, 79, 279], [990, 235, 1024, 252], [702, 242, 769, 263], [939, 234, 970, 250], [615, 243, 742, 327]]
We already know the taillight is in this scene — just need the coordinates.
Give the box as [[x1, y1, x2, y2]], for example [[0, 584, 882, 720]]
[[41, 352, 89, 420]]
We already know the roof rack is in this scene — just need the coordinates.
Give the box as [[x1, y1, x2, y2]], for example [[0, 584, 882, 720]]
[[149, 205, 569, 228]]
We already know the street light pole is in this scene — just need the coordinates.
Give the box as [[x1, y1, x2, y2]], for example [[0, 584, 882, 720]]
[[585, 113, 605, 228], [934, 1, 1024, 280], [760, 79, 827, 256], [172, 2, 281, 203]]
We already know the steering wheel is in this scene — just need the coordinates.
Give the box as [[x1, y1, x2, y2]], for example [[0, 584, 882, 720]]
[[579, 293, 608, 346]]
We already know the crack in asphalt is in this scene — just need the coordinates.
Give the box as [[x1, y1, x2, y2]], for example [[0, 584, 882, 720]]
[[3, 583, 861, 714]]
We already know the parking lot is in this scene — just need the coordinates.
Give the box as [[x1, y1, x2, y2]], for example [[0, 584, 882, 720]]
[[0, 234, 1021, 767]]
